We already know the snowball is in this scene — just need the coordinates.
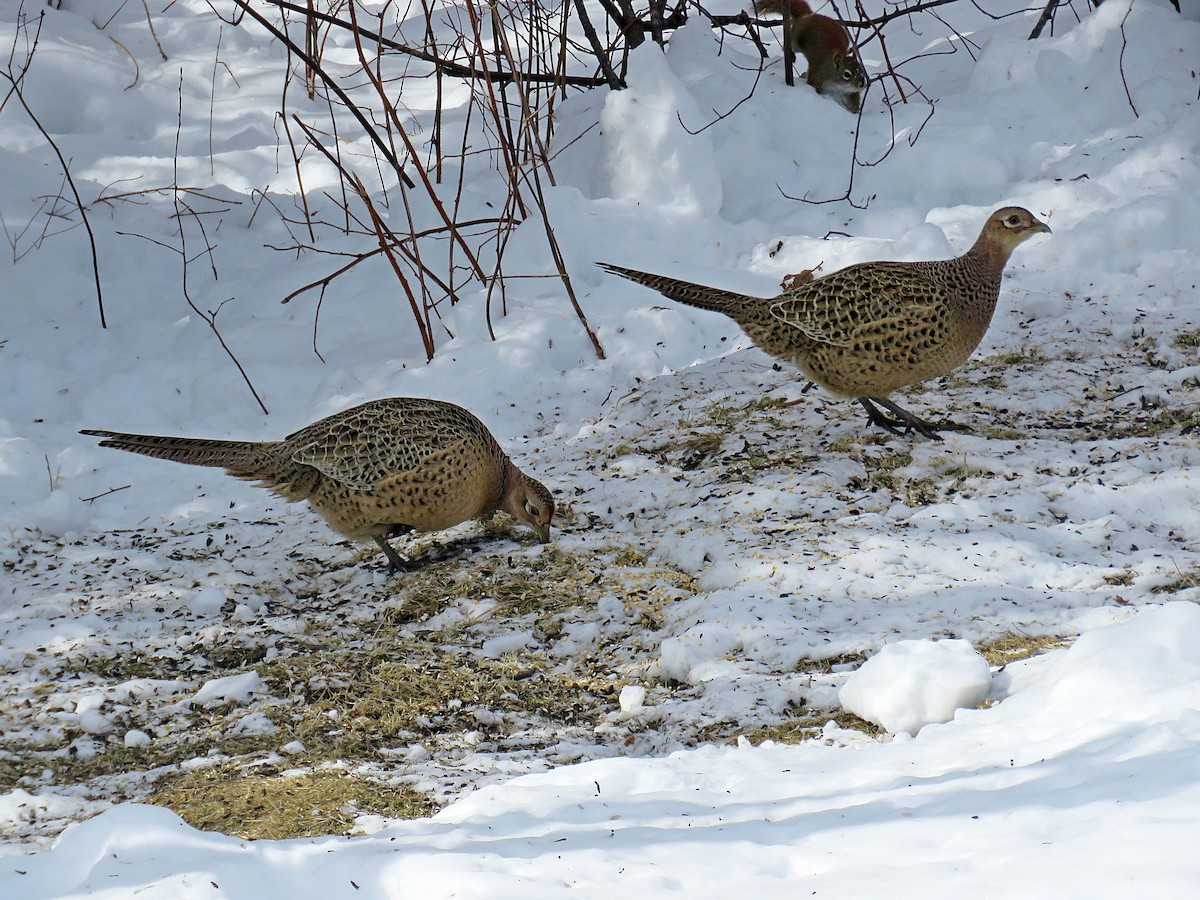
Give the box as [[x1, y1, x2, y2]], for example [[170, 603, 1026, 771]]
[[74, 694, 113, 735], [479, 630, 533, 657], [655, 624, 740, 684], [77, 710, 114, 735], [839, 639, 992, 736], [232, 603, 260, 623], [28, 490, 91, 538], [123, 730, 151, 748], [619, 685, 647, 714], [191, 671, 263, 707], [229, 711, 278, 736]]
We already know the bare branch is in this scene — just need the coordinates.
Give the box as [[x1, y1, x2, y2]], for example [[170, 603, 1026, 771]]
[[230, 0, 418, 189], [2, 12, 106, 327], [262, 0, 609, 87], [1028, 0, 1060, 39]]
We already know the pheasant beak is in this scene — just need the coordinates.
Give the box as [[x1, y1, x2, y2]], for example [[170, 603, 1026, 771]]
[[531, 523, 551, 544], [1035, 220, 1052, 235]]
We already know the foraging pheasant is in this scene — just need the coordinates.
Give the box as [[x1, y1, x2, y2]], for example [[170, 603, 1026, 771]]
[[598, 207, 1050, 439], [82, 398, 555, 571]]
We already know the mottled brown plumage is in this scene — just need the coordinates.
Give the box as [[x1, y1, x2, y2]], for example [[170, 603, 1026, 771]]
[[82, 398, 555, 572], [599, 207, 1050, 439]]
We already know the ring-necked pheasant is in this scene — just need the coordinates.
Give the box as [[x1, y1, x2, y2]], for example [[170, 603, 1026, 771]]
[[599, 206, 1050, 440], [82, 398, 555, 572]]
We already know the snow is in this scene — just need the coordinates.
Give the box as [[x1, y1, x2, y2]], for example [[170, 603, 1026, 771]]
[[2, 605, 1199, 897], [2, 0, 1200, 894], [618, 684, 648, 714], [838, 638, 992, 735], [122, 731, 152, 750], [190, 672, 264, 708]]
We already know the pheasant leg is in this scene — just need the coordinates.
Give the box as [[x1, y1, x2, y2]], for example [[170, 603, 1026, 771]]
[[373, 534, 415, 574], [859, 397, 969, 442]]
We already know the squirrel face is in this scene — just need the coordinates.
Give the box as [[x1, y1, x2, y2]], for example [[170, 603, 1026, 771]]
[[812, 52, 867, 113], [754, 0, 868, 113]]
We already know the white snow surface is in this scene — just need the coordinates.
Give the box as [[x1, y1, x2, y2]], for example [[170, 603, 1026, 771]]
[[2, 0, 1200, 894], [4, 604, 1200, 898], [838, 638, 992, 735]]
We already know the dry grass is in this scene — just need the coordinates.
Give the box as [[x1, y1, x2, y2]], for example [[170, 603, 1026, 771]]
[[1096, 407, 1196, 439], [793, 653, 867, 675], [628, 395, 804, 474], [843, 447, 944, 507], [148, 768, 437, 839], [258, 651, 616, 762], [1150, 569, 1200, 594], [984, 347, 1049, 366], [976, 632, 1070, 667], [1, 537, 695, 822], [741, 709, 882, 745], [380, 542, 695, 630], [742, 633, 1073, 746], [1173, 330, 1200, 350]]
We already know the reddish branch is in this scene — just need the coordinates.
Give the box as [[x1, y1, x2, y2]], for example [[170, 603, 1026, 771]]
[[262, 0, 610, 87]]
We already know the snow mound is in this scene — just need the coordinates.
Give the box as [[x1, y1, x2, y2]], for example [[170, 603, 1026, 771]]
[[839, 638, 992, 735], [593, 30, 722, 217]]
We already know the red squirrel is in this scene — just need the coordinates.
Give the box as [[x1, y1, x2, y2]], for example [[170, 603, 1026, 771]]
[[754, 0, 866, 113]]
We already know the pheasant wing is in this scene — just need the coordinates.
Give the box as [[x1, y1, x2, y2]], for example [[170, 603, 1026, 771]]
[[768, 260, 944, 347], [285, 401, 461, 492]]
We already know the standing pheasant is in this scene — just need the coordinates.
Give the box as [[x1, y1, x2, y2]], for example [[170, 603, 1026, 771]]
[[81, 398, 555, 572], [598, 207, 1050, 439]]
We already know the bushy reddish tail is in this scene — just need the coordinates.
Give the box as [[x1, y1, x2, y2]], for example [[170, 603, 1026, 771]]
[[753, 0, 814, 17], [81, 429, 267, 474]]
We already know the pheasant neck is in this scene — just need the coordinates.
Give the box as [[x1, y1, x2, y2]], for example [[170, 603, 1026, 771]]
[[956, 240, 1008, 319], [497, 460, 523, 514]]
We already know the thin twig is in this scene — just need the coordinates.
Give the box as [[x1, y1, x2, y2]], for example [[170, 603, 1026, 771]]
[[1118, 3, 1138, 118], [574, 0, 623, 88], [676, 54, 765, 135], [81, 484, 132, 503], [231, 0, 417, 189], [171, 71, 269, 415], [2, 13, 106, 327], [106, 35, 140, 90], [140, 0, 168, 61], [486, 2, 605, 359], [345, 2, 486, 279], [262, 0, 609, 87], [208, 26, 222, 176], [291, 116, 439, 358]]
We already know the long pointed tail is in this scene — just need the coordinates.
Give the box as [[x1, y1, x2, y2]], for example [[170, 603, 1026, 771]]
[[81, 429, 267, 474], [596, 262, 758, 317]]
